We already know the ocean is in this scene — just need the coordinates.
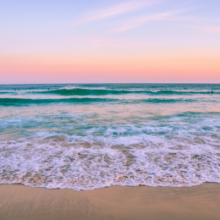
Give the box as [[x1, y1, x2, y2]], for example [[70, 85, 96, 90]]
[[0, 84, 220, 190]]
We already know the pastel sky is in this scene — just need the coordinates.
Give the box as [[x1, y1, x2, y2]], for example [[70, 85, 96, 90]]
[[0, 0, 220, 83]]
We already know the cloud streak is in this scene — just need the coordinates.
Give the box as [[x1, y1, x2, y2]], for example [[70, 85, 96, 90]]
[[164, 16, 220, 24], [73, 0, 157, 26], [183, 25, 220, 33], [108, 10, 220, 33], [109, 12, 172, 32], [72, 0, 220, 36]]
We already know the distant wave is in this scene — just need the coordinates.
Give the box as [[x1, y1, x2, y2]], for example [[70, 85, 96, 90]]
[[0, 97, 117, 106], [0, 97, 196, 106], [0, 92, 14, 94], [34, 88, 218, 96]]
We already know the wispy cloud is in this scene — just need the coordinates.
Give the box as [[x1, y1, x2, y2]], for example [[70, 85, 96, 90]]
[[73, 0, 157, 26], [108, 8, 189, 33], [108, 9, 220, 33], [92, 39, 159, 47], [72, 0, 220, 35], [164, 16, 220, 24], [182, 25, 220, 33], [109, 12, 172, 32]]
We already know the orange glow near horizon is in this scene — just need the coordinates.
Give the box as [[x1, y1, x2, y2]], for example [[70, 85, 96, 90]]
[[1, 53, 220, 83], [1, 1, 220, 84]]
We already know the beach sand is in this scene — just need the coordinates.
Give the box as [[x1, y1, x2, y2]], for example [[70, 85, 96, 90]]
[[0, 183, 220, 220]]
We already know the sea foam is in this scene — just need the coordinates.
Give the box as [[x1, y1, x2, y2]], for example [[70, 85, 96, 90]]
[[1, 83, 220, 190]]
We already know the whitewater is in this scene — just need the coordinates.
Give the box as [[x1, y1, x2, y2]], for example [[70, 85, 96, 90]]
[[0, 84, 220, 190]]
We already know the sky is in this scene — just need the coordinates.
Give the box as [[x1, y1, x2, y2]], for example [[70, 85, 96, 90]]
[[0, 0, 220, 84]]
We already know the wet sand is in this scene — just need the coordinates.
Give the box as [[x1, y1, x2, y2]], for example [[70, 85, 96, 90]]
[[0, 183, 220, 220]]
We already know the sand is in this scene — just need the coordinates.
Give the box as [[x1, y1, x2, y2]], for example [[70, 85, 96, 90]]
[[0, 183, 220, 220]]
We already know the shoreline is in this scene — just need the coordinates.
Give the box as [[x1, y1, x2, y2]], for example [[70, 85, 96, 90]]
[[1, 183, 220, 220]]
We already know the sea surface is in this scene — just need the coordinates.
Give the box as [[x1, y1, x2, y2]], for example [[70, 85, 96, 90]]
[[0, 84, 220, 190]]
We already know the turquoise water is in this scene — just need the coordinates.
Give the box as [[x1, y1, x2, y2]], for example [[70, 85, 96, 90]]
[[1, 84, 220, 190]]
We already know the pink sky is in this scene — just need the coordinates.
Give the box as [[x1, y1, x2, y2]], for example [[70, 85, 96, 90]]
[[0, 0, 220, 83]]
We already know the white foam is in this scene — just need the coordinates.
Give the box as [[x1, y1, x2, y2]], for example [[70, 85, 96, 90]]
[[0, 129, 220, 190], [1, 84, 220, 190]]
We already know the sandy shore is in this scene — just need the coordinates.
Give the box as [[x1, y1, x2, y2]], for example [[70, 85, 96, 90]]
[[0, 183, 220, 220]]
